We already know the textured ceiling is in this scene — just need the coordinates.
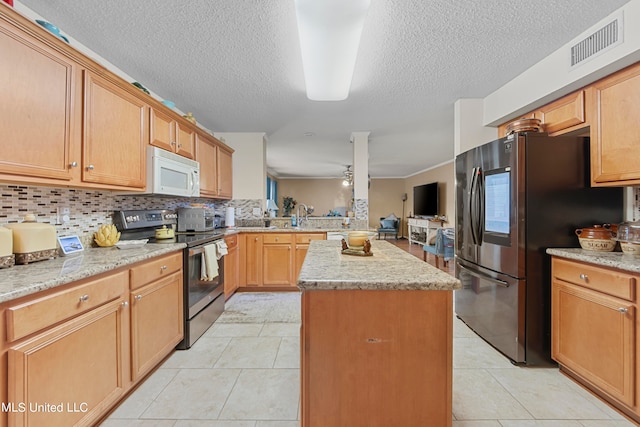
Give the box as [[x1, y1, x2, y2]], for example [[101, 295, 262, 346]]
[[18, 0, 631, 178]]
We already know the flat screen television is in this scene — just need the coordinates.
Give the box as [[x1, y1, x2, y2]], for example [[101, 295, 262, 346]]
[[413, 182, 439, 218]]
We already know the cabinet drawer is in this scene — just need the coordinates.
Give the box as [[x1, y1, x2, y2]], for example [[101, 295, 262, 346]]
[[552, 258, 636, 301], [295, 233, 326, 244], [130, 251, 182, 290], [263, 234, 292, 244], [6, 270, 128, 342], [225, 234, 238, 249]]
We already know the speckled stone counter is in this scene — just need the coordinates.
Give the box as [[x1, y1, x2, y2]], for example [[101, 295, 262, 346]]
[[233, 226, 375, 233], [0, 243, 186, 303], [298, 240, 461, 290], [546, 248, 640, 273]]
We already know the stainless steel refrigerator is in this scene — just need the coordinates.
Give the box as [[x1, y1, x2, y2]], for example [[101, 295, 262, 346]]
[[454, 132, 623, 365]]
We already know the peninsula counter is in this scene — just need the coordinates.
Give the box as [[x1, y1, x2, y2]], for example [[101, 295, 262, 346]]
[[298, 240, 461, 427]]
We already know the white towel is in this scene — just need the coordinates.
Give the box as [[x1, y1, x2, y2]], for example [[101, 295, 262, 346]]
[[201, 244, 219, 281], [216, 240, 228, 258]]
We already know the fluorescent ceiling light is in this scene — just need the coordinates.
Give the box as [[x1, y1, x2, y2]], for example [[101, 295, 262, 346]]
[[295, 0, 371, 101]]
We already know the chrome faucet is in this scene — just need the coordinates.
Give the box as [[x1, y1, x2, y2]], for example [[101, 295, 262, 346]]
[[297, 203, 308, 227]]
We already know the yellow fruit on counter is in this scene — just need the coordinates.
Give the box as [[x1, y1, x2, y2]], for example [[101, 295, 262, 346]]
[[94, 224, 121, 247]]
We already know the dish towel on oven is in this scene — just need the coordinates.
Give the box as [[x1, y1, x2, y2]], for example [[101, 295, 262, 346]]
[[215, 240, 228, 258], [201, 243, 218, 281]]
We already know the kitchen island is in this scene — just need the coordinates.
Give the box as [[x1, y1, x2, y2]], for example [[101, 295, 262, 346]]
[[298, 240, 461, 427]]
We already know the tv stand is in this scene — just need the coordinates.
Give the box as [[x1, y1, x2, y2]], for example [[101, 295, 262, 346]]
[[408, 218, 445, 246]]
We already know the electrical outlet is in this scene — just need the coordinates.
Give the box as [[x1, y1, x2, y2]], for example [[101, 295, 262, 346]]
[[252, 207, 262, 216]]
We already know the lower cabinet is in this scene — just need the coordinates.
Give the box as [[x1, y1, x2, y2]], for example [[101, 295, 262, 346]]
[[130, 271, 183, 381], [224, 234, 239, 298], [1, 251, 184, 427], [241, 232, 326, 288], [6, 271, 129, 427], [551, 257, 638, 421], [263, 234, 294, 286]]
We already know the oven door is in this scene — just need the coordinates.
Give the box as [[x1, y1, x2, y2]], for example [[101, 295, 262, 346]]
[[186, 244, 224, 319]]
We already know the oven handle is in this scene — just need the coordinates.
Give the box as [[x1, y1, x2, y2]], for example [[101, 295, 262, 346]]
[[188, 243, 224, 257]]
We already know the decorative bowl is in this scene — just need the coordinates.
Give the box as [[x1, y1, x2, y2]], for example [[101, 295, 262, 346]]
[[347, 231, 370, 247], [620, 241, 640, 255], [36, 19, 60, 34], [577, 237, 616, 252], [161, 100, 175, 109]]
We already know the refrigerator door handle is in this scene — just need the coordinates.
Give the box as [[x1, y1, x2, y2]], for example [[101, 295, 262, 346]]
[[457, 263, 510, 287], [469, 167, 479, 245]]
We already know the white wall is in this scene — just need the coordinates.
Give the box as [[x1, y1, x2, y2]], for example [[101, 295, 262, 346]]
[[484, 0, 640, 126], [215, 132, 266, 201], [454, 99, 498, 156]]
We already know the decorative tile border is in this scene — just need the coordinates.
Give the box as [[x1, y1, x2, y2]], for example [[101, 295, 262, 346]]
[[353, 198, 368, 221]]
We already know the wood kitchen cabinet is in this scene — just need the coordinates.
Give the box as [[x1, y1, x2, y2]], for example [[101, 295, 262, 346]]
[[294, 233, 326, 281], [196, 131, 234, 199], [498, 90, 588, 138], [245, 233, 264, 286], [150, 107, 195, 159], [0, 250, 185, 427], [551, 257, 638, 422], [224, 234, 239, 298], [263, 233, 294, 286], [588, 62, 640, 186], [0, 10, 80, 184], [240, 232, 326, 288], [129, 271, 183, 381], [83, 70, 147, 189], [5, 270, 129, 427]]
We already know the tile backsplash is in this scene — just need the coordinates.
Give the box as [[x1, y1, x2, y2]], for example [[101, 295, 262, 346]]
[[0, 185, 262, 247]]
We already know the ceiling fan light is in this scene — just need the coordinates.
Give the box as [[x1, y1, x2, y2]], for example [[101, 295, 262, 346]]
[[295, 0, 371, 101]]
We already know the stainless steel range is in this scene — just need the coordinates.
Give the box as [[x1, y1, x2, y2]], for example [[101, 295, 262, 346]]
[[113, 209, 226, 349]]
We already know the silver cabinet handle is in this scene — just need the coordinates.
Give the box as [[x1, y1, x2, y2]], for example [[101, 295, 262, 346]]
[[86, 164, 94, 171], [178, 143, 182, 148], [618, 307, 629, 314], [134, 295, 143, 301], [160, 265, 167, 272], [579, 273, 588, 281], [275, 237, 279, 242], [79, 294, 90, 302], [121, 301, 129, 308], [69, 161, 78, 168], [255, 237, 259, 241], [170, 141, 176, 146]]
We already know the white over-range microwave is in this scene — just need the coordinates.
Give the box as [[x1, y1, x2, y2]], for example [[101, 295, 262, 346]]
[[144, 146, 200, 197]]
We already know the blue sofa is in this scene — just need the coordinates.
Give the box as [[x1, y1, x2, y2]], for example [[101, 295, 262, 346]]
[[423, 228, 454, 268]]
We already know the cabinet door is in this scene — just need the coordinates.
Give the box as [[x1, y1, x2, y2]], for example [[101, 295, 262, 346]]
[[130, 271, 183, 381], [150, 107, 176, 152], [8, 298, 128, 427], [83, 71, 147, 188], [536, 90, 586, 135], [216, 145, 233, 199], [295, 244, 309, 282], [552, 280, 635, 407], [196, 133, 218, 197], [245, 234, 263, 286], [176, 122, 195, 159], [224, 244, 239, 298], [263, 244, 294, 286], [589, 64, 640, 185], [0, 18, 78, 181]]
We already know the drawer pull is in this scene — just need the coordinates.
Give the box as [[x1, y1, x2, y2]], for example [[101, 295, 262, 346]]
[[121, 301, 129, 308], [618, 307, 629, 314], [78, 294, 90, 303], [255, 237, 259, 241], [160, 265, 167, 272], [134, 295, 143, 301], [579, 273, 588, 281]]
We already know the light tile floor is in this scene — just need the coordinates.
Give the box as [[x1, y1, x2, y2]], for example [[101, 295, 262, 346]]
[[102, 292, 637, 427]]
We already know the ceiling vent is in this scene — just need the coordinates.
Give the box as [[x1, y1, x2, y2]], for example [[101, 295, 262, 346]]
[[571, 13, 623, 68]]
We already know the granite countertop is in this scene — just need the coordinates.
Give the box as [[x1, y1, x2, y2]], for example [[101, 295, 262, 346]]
[[0, 243, 186, 304], [298, 240, 461, 291], [546, 248, 640, 273], [233, 227, 375, 233]]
